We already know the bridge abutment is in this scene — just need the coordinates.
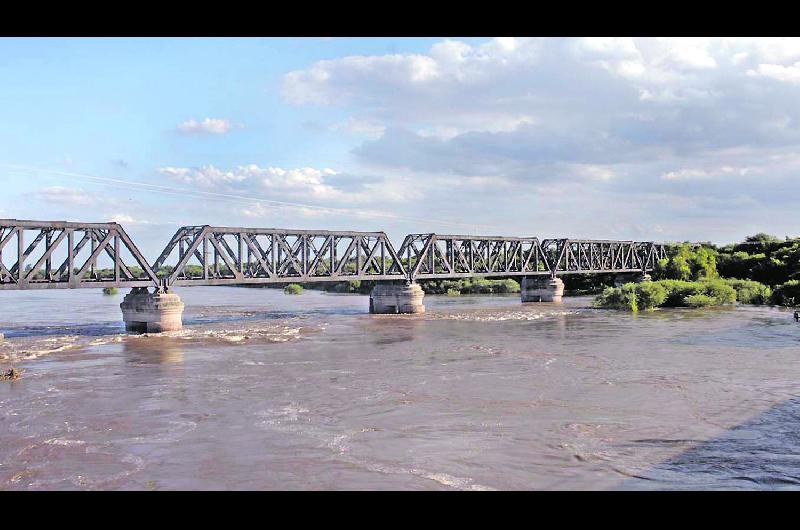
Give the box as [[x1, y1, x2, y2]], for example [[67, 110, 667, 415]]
[[369, 282, 425, 314], [521, 276, 564, 303], [120, 287, 184, 333]]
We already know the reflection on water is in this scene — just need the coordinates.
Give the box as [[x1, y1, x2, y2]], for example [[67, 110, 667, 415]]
[[0, 286, 799, 490], [123, 338, 184, 365]]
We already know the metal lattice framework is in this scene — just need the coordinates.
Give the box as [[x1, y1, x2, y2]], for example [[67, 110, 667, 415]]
[[0, 219, 670, 290], [153, 226, 408, 287], [396, 234, 668, 280], [396, 234, 549, 279], [539, 239, 668, 275], [0, 220, 158, 290]]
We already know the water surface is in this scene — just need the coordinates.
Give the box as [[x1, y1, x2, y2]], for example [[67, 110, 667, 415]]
[[1, 287, 798, 490]]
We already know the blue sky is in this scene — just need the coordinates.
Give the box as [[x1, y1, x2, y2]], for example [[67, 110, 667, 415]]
[[2, 37, 799, 256]]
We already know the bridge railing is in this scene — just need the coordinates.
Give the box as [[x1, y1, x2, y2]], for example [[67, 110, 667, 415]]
[[0, 220, 159, 290]]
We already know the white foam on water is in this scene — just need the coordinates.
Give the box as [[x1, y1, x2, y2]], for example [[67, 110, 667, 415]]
[[133, 324, 305, 344], [0, 335, 85, 362], [43, 438, 86, 447], [427, 309, 580, 322], [1, 317, 314, 365], [257, 404, 311, 426]]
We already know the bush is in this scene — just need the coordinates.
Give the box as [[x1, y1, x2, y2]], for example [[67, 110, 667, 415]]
[[684, 294, 715, 307], [492, 278, 521, 294], [635, 282, 667, 310], [723, 278, 772, 305], [771, 280, 800, 306], [702, 279, 737, 306], [446, 288, 461, 296], [657, 280, 703, 307], [284, 284, 303, 295], [595, 283, 638, 312], [594, 279, 735, 311], [102, 287, 118, 295]]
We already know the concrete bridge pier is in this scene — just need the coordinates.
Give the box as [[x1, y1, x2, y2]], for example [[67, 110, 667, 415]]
[[521, 276, 565, 303], [120, 287, 185, 333], [369, 282, 425, 314]]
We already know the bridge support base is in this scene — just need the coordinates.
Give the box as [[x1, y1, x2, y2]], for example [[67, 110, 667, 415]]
[[120, 287, 184, 333], [369, 282, 425, 314], [521, 277, 564, 303]]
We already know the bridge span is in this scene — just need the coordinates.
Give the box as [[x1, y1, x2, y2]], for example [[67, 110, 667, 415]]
[[0, 219, 668, 332]]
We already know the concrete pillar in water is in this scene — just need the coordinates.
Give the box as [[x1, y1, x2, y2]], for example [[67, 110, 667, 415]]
[[521, 276, 564, 303], [120, 287, 184, 333], [369, 282, 425, 314]]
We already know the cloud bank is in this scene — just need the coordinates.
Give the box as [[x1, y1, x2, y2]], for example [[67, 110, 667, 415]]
[[280, 37, 800, 241]]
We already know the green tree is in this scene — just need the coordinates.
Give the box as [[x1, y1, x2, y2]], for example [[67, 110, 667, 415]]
[[654, 244, 718, 281]]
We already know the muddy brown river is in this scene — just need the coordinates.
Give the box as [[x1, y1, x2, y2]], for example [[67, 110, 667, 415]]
[[1, 287, 798, 490]]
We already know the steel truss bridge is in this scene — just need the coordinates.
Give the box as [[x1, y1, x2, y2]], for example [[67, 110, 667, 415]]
[[0, 220, 669, 291]]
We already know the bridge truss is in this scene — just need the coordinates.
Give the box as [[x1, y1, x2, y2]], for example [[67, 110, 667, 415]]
[[0, 220, 158, 290], [154, 226, 408, 286], [0, 220, 669, 290], [397, 234, 668, 280]]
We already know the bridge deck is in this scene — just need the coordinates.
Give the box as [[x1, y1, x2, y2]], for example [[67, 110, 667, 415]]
[[0, 220, 668, 290]]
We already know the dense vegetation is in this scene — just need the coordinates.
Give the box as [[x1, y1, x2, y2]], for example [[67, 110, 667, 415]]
[[596, 233, 800, 311], [283, 284, 303, 295], [595, 279, 738, 312]]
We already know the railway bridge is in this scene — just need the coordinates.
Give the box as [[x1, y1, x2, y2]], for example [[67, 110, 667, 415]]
[[0, 219, 669, 332]]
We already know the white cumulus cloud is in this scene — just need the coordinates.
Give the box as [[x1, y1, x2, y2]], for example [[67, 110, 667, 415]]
[[176, 117, 236, 135], [33, 186, 96, 206], [155, 164, 416, 206]]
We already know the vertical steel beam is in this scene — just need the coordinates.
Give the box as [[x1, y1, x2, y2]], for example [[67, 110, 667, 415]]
[[45, 230, 52, 279], [17, 227, 24, 282], [203, 236, 209, 280], [114, 233, 120, 283]]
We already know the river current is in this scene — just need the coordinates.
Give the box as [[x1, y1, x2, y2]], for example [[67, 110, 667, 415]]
[[1, 287, 798, 490]]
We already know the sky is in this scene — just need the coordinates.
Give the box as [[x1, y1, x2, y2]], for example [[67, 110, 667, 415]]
[[1, 37, 799, 256]]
